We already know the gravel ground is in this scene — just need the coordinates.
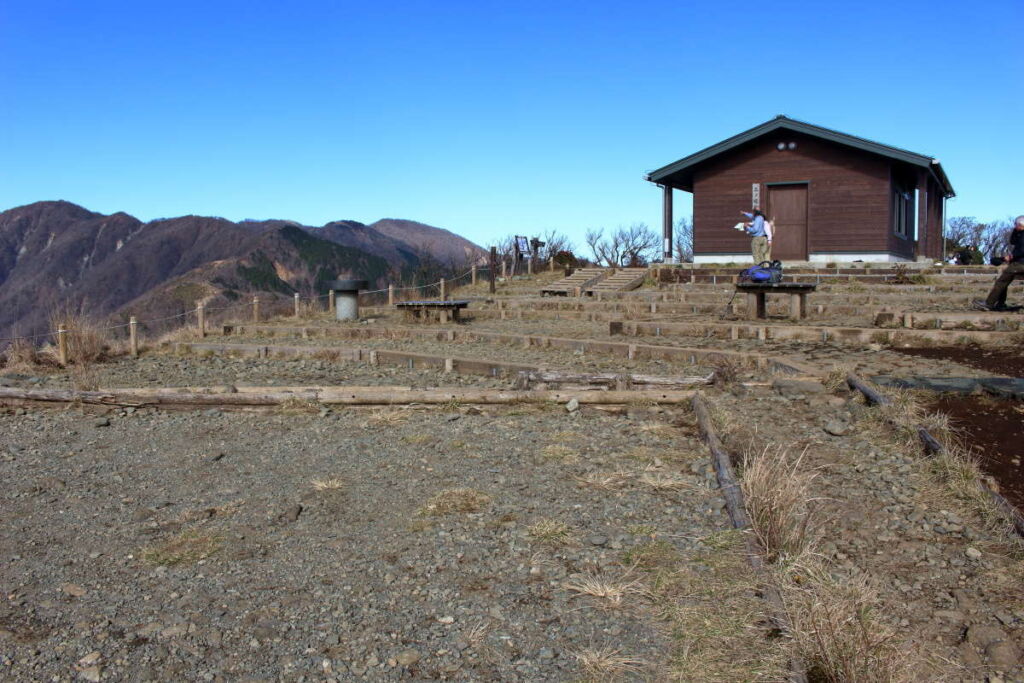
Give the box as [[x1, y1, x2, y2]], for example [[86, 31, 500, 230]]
[[1, 356, 513, 391], [1, 401, 745, 681]]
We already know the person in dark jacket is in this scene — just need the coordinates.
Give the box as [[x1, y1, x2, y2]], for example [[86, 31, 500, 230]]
[[974, 215, 1024, 311]]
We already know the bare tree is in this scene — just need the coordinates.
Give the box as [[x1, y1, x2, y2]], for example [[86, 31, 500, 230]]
[[538, 229, 574, 261], [945, 216, 977, 252], [585, 223, 659, 267], [673, 216, 694, 263], [981, 218, 1015, 262]]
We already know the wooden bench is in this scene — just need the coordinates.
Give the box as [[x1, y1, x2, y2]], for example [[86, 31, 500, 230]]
[[736, 283, 817, 320], [395, 300, 470, 323]]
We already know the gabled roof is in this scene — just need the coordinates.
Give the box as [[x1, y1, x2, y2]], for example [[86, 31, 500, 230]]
[[645, 115, 954, 197]]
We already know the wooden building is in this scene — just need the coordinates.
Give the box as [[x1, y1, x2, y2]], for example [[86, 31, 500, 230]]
[[646, 116, 955, 263]]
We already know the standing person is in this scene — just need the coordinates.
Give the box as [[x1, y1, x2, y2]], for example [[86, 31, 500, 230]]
[[740, 209, 772, 263], [973, 215, 1024, 311]]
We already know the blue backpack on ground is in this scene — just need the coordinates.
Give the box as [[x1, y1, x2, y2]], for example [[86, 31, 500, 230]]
[[739, 260, 783, 284]]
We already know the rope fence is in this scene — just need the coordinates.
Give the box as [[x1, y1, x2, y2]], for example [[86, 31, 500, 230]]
[[0, 259, 525, 358]]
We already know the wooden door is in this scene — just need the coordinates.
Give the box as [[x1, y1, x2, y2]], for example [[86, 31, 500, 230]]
[[767, 184, 808, 261]]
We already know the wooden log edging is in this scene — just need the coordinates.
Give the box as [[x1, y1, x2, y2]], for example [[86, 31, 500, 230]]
[[846, 374, 1024, 539], [219, 324, 816, 376], [513, 370, 714, 390], [0, 386, 698, 410], [691, 393, 807, 682]]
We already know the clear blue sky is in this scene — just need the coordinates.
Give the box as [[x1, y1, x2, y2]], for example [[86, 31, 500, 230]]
[[2, 0, 1021, 250]]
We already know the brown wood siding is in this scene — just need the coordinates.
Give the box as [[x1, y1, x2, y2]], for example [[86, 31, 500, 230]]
[[926, 176, 945, 260], [692, 132, 895, 257]]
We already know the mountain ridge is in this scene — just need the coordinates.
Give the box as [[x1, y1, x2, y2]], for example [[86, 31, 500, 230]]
[[0, 200, 485, 340]]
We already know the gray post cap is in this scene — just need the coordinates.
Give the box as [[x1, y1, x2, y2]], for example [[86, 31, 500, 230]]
[[326, 279, 368, 291]]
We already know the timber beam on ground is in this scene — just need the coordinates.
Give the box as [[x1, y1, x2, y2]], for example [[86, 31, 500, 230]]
[[889, 311, 1023, 331], [216, 326, 818, 375], [612, 320, 1015, 346], [0, 385, 698, 410]]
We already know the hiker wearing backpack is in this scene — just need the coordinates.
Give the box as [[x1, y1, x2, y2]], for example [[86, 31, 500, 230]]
[[740, 209, 773, 263]]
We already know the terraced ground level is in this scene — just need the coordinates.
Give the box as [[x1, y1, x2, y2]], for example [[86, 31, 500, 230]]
[[2, 265, 1023, 681]]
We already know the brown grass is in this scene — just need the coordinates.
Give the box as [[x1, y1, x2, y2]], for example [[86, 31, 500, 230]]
[[141, 529, 221, 566], [527, 518, 575, 546], [740, 445, 820, 562], [48, 308, 110, 365], [2, 337, 48, 372], [574, 470, 630, 490], [572, 647, 646, 680], [564, 573, 646, 607], [311, 477, 345, 491], [419, 488, 491, 516], [777, 561, 915, 682]]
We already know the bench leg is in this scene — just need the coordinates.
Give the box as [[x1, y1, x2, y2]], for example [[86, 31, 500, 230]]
[[746, 293, 759, 320], [439, 310, 449, 324], [799, 293, 808, 319], [789, 294, 801, 321]]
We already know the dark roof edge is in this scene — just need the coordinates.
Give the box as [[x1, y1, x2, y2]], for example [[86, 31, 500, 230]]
[[646, 116, 954, 197]]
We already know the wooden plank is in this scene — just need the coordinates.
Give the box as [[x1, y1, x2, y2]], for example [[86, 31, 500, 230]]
[[0, 386, 697, 408]]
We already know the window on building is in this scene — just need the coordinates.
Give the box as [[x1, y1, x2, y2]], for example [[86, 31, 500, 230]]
[[892, 186, 914, 238]]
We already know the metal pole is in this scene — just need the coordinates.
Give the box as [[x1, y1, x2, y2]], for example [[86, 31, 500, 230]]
[[294, 292, 300, 317], [253, 296, 260, 322], [197, 302, 206, 338], [388, 284, 395, 306]]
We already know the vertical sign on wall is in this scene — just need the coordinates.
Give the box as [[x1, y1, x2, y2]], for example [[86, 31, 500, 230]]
[[751, 183, 761, 209]]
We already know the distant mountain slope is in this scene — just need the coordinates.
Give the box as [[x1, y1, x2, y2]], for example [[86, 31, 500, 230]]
[[368, 218, 486, 267], [0, 201, 482, 340]]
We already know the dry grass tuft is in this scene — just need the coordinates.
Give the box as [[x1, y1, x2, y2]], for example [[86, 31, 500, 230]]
[[2, 337, 49, 372], [778, 561, 915, 682], [141, 530, 221, 566], [564, 573, 646, 607], [638, 471, 696, 493], [740, 446, 820, 563], [275, 397, 320, 414], [48, 309, 110, 365], [311, 477, 345, 491], [539, 444, 579, 463], [572, 647, 646, 680], [527, 518, 575, 545], [706, 353, 741, 385], [366, 409, 409, 427], [419, 488, 491, 516], [574, 470, 630, 490], [637, 421, 676, 440]]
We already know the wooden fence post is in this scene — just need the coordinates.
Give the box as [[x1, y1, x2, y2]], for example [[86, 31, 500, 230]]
[[328, 289, 335, 313], [253, 296, 260, 322], [388, 284, 394, 306], [294, 292, 300, 317], [439, 278, 447, 301], [501, 260, 507, 279], [489, 247, 497, 294], [527, 258, 533, 275], [129, 317, 138, 357], [471, 264, 477, 286], [550, 256, 555, 272], [197, 302, 206, 338], [57, 327, 68, 366]]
